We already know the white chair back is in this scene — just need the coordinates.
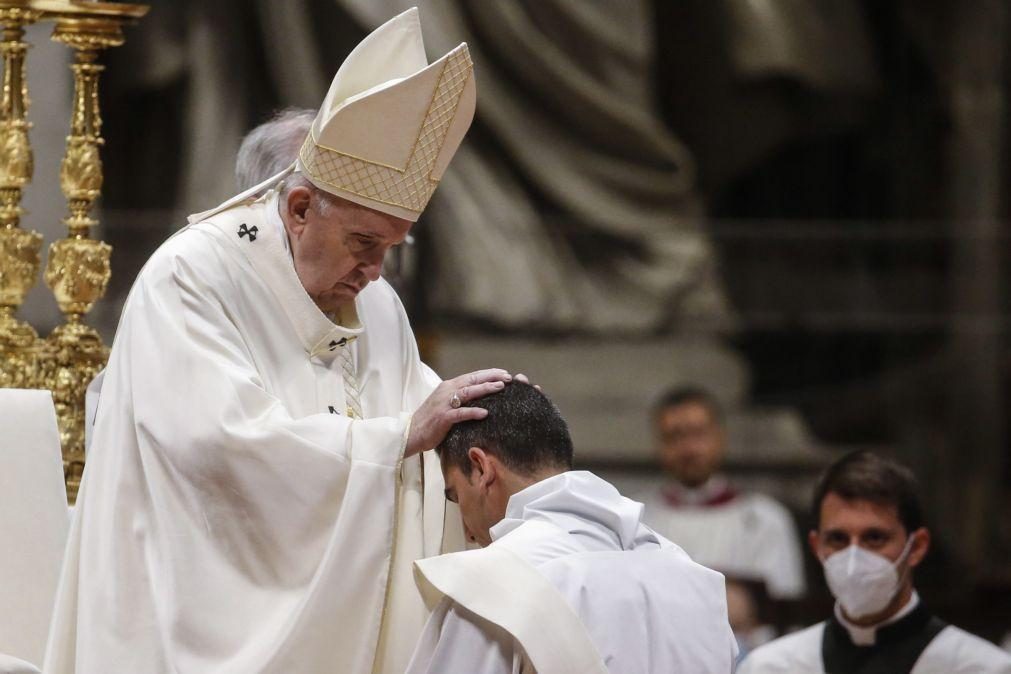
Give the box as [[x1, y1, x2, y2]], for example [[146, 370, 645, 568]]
[[0, 389, 69, 668]]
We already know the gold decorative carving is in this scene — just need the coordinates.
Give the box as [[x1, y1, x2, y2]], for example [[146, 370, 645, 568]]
[[41, 6, 145, 500], [44, 236, 110, 315], [37, 319, 107, 502], [0, 1, 149, 500], [0, 308, 38, 388], [0, 5, 40, 389], [0, 123, 32, 187], [0, 219, 40, 305]]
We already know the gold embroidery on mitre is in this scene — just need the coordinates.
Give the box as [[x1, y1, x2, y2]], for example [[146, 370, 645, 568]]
[[299, 48, 473, 215]]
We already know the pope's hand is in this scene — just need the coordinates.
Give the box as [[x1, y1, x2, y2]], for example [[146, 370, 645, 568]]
[[405, 368, 512, 457]]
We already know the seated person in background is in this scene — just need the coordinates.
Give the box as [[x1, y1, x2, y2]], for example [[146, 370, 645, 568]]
[[637, 386, 806, 649], [739, 450, 1011, 674], [405, 382, 738, 674]]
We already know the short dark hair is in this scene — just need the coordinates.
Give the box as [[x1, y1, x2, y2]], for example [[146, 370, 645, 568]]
[[437, 382, 574, 476], [653, 386, 724, 425], [812, 451, 924, 533]]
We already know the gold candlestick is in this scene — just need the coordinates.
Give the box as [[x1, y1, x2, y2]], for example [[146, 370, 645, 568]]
[[0, 2, 42, 390], [40, 3, 145, 501]]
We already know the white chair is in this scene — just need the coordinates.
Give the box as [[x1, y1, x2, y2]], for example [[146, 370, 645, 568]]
[[0, 389, 69, 670]]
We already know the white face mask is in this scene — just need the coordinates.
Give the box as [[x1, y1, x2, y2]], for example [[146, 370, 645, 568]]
[[822, 535, 915, 620]]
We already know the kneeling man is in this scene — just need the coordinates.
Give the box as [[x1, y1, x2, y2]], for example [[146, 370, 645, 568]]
[[405, 382, 738, 674]]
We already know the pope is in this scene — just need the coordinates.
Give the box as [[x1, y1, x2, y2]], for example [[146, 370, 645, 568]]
[[45, 8, 503, 674]]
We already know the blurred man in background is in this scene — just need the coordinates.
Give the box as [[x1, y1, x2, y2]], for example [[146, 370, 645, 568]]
[[739, 451, 1011, 673], [638, 387, 806, 655], [406, 382, 737, 673]]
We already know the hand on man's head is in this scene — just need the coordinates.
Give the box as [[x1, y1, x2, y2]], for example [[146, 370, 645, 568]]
[[405, 368, 513, 457]]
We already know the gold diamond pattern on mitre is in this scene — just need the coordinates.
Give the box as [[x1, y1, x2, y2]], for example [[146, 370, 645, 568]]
[[299, 48, 473, 214]]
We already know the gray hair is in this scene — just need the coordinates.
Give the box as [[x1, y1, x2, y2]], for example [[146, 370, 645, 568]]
[[235, 108, 315, 191], [236, 107, 337, 215]]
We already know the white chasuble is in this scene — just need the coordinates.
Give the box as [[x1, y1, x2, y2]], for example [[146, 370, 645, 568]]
[[405, 472, 739, 674], [44, 196, 458, 674]]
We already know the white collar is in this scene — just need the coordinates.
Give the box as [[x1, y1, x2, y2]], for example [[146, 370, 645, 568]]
[[834, 591, 920, 646], [489, 471, 662, 552], [267, 190, 292, 258], [198, 196, 364, 358], [663, 474, 735, 506]]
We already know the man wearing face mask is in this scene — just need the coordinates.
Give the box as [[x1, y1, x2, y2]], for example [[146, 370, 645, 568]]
[[739, 451, 1011, 674]]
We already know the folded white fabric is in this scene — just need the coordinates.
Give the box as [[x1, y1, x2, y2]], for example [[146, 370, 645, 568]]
[[0, 652, 40, 674]]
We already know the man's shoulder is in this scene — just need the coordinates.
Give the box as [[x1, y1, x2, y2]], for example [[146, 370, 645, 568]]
[[921, 624, 1011, 673], [140, 221, 236, 281], [738, 491, 799, 530], [739, 622, 825, 674]]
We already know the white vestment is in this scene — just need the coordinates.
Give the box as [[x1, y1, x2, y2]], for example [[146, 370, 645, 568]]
[[405, 471, 739, 674], [739, 596, 1011, 674], [638, 476, 806, 599], [44, 194, 462, 674]]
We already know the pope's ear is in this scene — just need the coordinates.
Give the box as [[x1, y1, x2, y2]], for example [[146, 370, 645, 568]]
[[283, 186, 313, 233]]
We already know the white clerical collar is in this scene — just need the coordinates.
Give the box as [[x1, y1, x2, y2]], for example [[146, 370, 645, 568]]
[[266, 190, 292, 259], [834, 591, 920, 646], [662, 474, 738, 507], [197, 195, 364, 357], [489, 471, 658, 552]]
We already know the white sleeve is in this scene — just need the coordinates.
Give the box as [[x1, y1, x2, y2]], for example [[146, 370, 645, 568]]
[[754, 500, 807, 599], [405, 598, 523, 674], [0, 652, 40, 674]]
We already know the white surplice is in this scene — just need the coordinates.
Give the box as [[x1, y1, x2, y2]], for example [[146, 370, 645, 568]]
[[44, 192, 462, 674], [406, 471, 739, 674], [637, 476, 807, 600]]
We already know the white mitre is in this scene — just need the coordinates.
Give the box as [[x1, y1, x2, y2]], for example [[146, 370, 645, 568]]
[[189, 7, 475, 224], [298, 7, 475, 221]]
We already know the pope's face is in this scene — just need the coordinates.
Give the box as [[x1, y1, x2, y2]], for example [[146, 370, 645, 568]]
[[283, 187, 412, 314]]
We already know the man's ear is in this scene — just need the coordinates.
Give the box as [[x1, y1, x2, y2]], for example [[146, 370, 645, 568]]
[[467, 447, 496, 488], [907, 527, 930, 568], [807, 529, 821, 560], [283, 186, 313, 236]]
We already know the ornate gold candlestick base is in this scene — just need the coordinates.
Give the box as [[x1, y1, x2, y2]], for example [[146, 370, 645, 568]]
[[42, 232, 111, 500], [41, 317, 107, 500]]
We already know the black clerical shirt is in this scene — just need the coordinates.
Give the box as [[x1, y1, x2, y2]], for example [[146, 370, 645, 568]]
[[822, 601, 947, 674]]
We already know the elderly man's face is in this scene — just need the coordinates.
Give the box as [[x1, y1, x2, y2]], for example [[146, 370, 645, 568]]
[[283, 187, 412, 314]]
